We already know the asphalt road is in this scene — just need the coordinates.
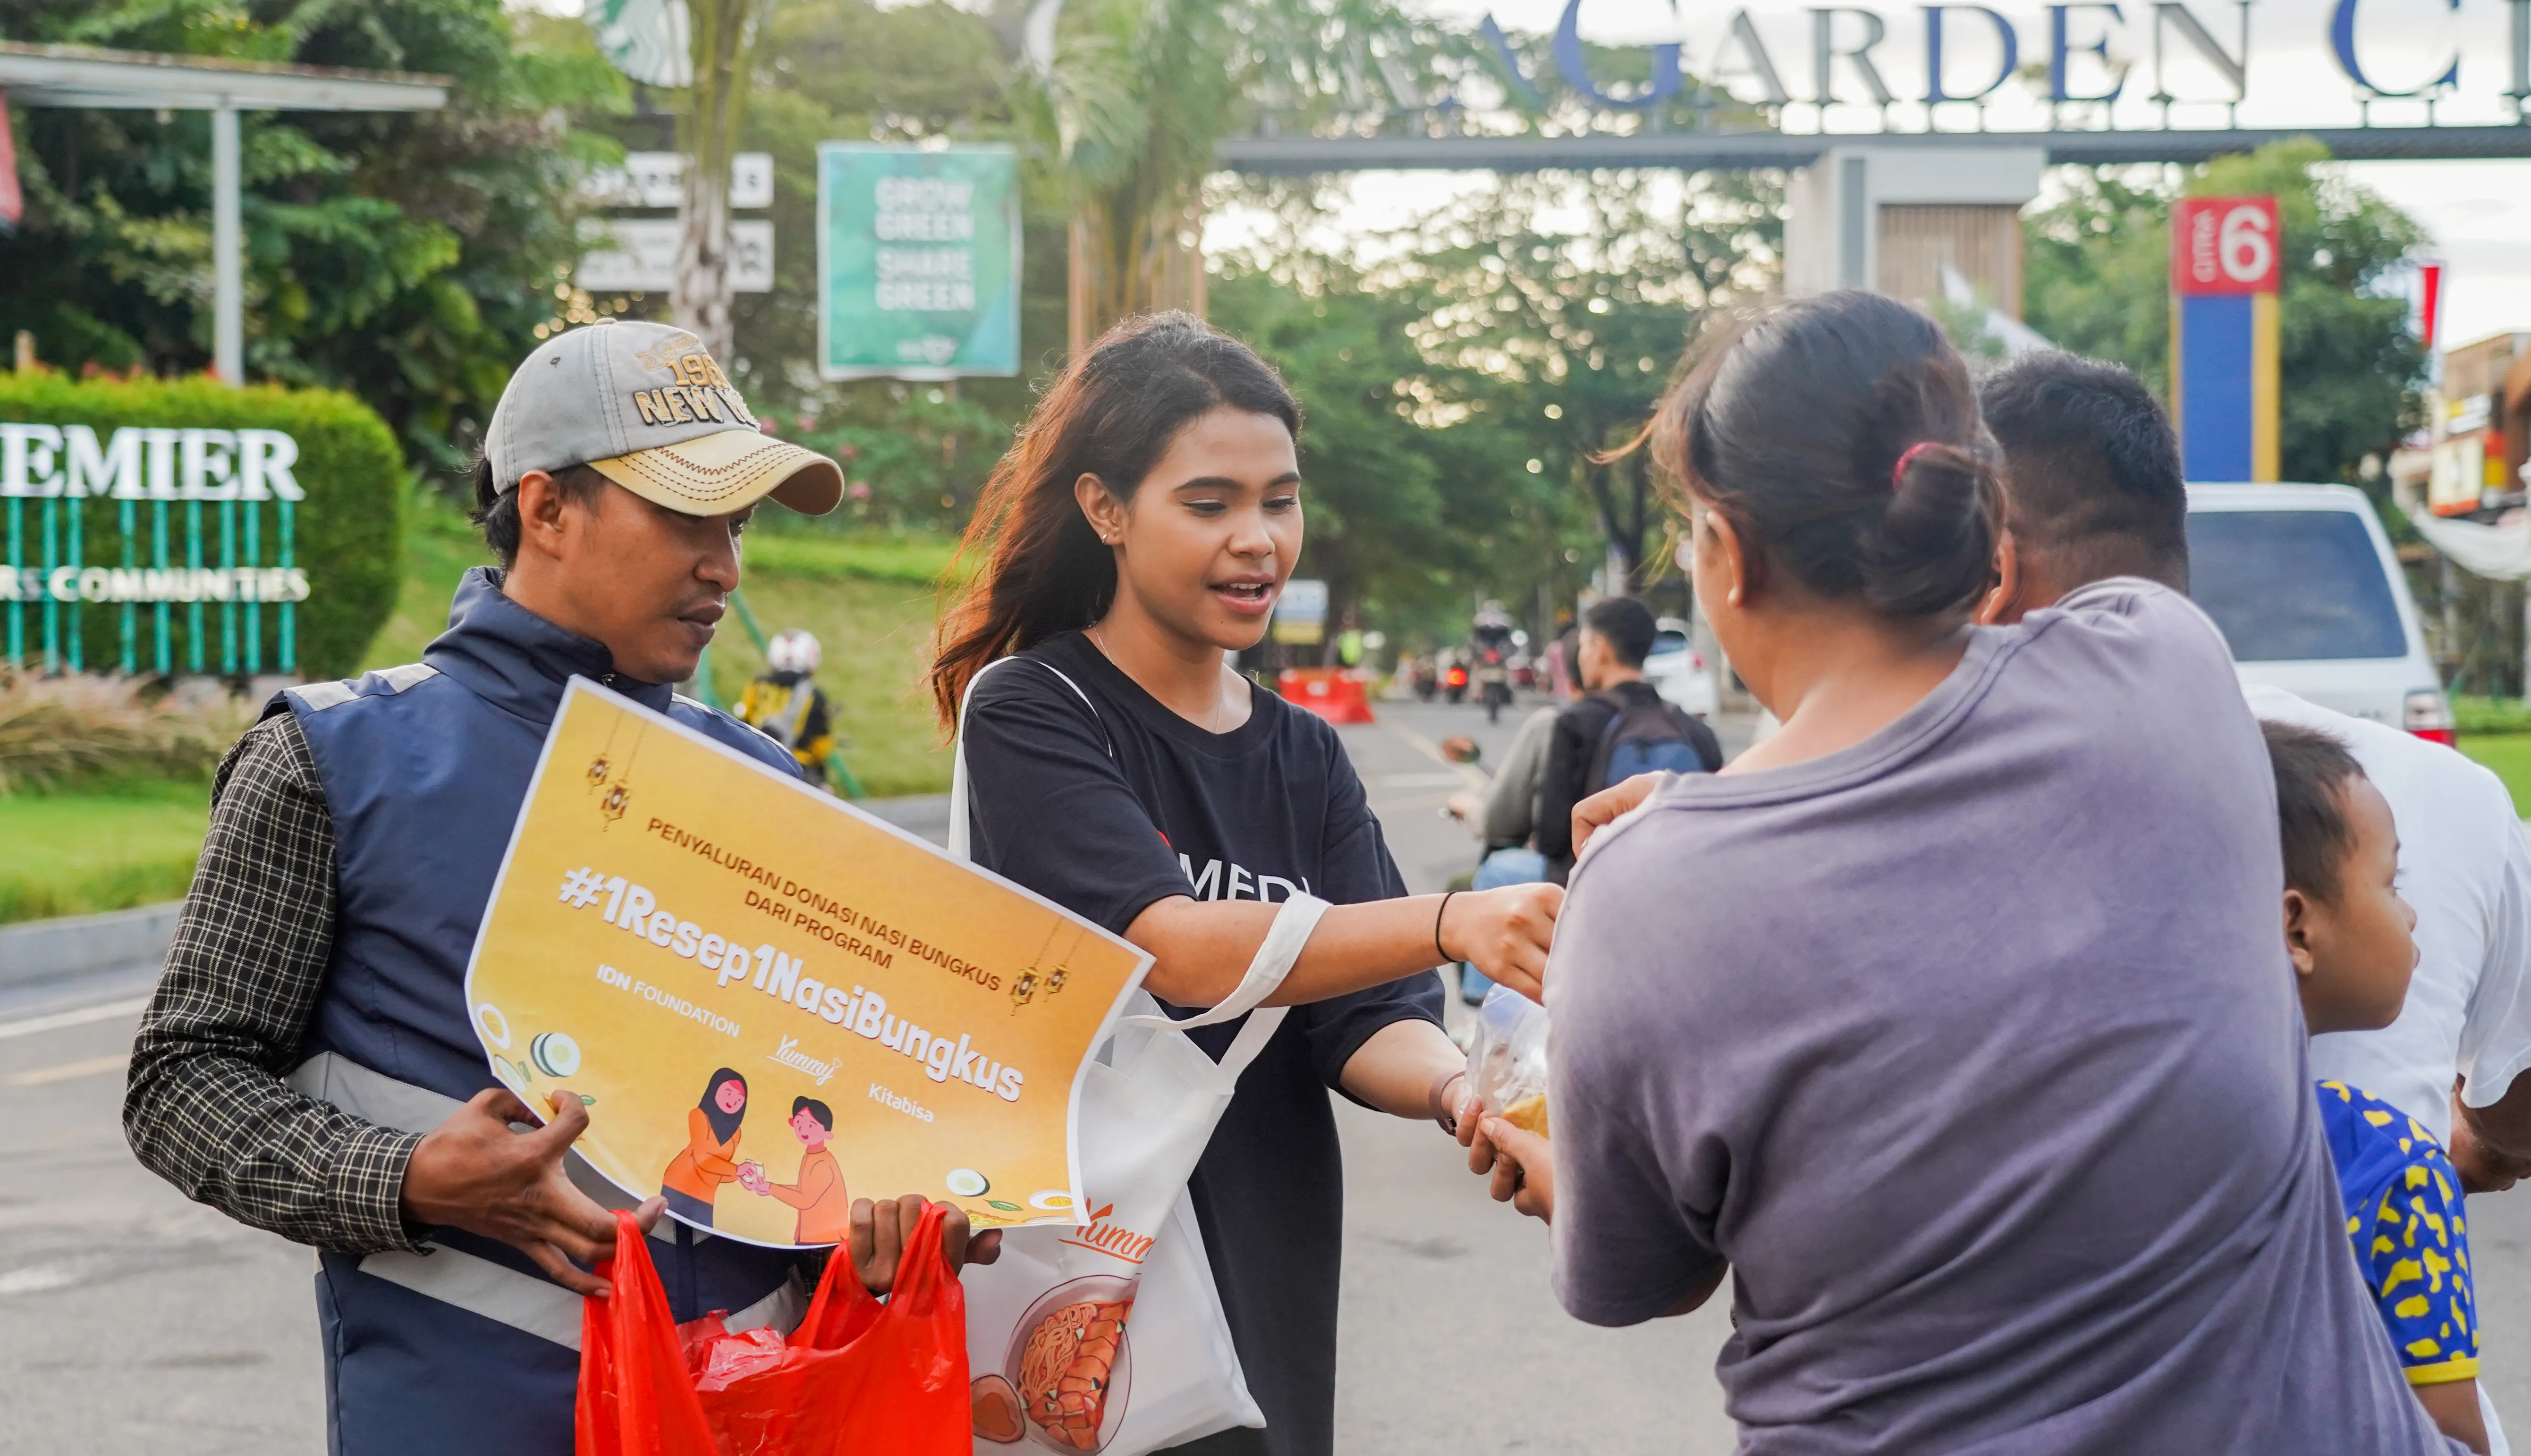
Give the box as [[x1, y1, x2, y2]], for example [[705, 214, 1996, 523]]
[[6, 690, 2531, 1454], [0, 991, 324, 1453], [1329, 694, 1744, 1454]]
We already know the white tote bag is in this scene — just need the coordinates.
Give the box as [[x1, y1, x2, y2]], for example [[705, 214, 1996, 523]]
[[950, 657, 1316, 1455]]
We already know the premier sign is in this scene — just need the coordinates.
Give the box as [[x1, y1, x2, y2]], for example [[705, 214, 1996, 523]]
[[4, 421, 312, 676], [0, 424, 304, 500]]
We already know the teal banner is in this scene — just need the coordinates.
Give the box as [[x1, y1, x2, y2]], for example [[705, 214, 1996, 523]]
[[816, 144, 1020, 380]]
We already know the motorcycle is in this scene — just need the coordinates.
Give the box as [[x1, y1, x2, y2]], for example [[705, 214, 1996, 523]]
[[1475, 648, 1512, 724], [1469, 608, 1517, 724], [1411, 656, 1439, 702], [1441, 661, 1469, 704]]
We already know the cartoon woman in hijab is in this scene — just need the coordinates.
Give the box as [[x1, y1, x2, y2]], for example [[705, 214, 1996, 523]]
[[660, 1068, 755, 1228]]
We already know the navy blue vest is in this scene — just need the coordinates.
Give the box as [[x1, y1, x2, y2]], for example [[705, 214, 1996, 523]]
[[288, 568, 806, 1456]]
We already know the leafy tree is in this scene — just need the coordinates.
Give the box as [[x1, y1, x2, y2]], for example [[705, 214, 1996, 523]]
[[1018, 0, 1461, 345], [2023, 140, 2427, 487], [0, 0, 628, 476], [1212, 262, 1481, 638], [1205, 168, 1780, 644], [1387, 170, 1779, 589], [716, 0, 1051, 532]]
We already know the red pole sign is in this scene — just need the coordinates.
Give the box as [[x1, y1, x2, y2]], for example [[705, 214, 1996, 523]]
[[2418, 261, 2443, 353], [2172, 196, 2281, 295]]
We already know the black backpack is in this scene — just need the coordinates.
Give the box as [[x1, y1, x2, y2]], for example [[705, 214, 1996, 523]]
[[1585, 690, 1719, 791]]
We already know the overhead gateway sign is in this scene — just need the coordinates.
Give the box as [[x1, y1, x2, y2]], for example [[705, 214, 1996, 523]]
[[1228, 0, 2531, 148]]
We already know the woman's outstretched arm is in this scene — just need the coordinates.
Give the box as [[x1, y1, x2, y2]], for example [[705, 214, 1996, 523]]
[[1339, 1019, 1468, 1121], [1126, 883, 1560, 1009]]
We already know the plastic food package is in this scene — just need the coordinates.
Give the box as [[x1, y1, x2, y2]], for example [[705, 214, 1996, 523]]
[[1465, 984, 1550, 1138], [577, 1203, 971, 1456]]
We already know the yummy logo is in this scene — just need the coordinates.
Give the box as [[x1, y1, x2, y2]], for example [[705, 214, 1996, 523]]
[[768, 1033, 837, 1086], [1057, 1204, 1155, 1266]]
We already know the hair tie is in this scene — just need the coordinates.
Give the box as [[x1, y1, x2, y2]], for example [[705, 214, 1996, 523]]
[[1890, 441, 1939, 491]]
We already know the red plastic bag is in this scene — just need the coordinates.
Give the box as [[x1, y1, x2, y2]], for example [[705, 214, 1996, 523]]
[[577, 1204, 971, 1456]]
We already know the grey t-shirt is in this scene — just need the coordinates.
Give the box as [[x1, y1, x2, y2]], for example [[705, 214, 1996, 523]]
[[1548, 581, 2457, 1454]]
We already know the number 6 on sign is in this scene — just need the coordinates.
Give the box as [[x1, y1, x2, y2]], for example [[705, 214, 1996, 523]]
[[2174, 196, 2280, 296], [2218, 207, 2273, 286]]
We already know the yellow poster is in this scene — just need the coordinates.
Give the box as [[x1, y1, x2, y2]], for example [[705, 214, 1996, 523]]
[[463, 678, 1150, 1248]]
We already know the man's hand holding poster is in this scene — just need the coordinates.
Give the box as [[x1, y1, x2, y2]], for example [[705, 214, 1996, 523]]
[[464, 678, 1150, 1248]]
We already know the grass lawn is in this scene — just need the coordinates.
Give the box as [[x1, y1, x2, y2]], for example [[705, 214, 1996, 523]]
[[0, 776, 207, 923], [364, 500, 957, 798], [695, 573, 954, 797], [359, 496, 504, 669], [2461, 734, 2531, 818]]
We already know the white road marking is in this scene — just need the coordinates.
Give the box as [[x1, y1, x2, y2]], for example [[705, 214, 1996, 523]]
[[0, 995, 150, 1043], [1384, 725, 1490, 788], [2, 1052, 130, 1086]]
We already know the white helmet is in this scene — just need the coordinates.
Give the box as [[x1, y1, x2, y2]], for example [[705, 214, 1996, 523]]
[[766, 629, 821, 674]]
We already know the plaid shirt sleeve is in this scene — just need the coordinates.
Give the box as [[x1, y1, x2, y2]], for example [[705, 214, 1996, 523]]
[[122, 710, 429, 1254]]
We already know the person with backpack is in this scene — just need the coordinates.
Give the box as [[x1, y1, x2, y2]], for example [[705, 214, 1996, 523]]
[[1533, 596, 1721, 884]]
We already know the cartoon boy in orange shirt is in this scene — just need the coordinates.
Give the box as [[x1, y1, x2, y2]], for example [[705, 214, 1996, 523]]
[[741, 1096, 849, 1245]]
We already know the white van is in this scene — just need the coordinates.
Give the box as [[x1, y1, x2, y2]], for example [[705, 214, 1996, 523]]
[[1644, 616, 1721, 717], [2185, 483, 2455, 742]]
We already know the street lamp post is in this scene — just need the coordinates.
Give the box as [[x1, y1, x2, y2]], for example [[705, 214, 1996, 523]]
[[211, 101, 240, 382]]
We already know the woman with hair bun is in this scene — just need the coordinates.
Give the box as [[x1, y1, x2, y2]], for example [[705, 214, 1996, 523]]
[[1467, 292, 2454, 1453], [937, 311, 1559, 1456]]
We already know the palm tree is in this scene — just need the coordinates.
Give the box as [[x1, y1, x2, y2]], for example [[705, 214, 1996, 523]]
[[1013, 0, 1451, 351], [675, 0, 764, 361]]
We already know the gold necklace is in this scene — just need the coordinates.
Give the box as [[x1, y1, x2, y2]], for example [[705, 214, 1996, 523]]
[[1091, 625, 1233, 733]]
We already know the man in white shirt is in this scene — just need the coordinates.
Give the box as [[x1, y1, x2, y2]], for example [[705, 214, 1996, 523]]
[[1964, 354, 2531, 1154]]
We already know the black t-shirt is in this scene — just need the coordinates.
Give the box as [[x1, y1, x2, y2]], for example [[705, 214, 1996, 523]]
[[962, 632, 1443, 1456]]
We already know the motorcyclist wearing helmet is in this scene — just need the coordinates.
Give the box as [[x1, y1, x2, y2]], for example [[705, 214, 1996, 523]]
[[1469, 602, 1519, 724], [736, 628, 838, 786]]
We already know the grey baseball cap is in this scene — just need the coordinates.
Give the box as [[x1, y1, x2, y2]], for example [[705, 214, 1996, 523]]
[[485, 320, 841, 517]]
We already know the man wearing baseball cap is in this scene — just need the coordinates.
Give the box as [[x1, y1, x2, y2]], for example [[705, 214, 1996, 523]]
[[125, 323, 992, 1454]]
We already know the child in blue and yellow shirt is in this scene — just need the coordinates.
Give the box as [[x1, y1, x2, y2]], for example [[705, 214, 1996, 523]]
[[2264, 721, 2487, 1453]]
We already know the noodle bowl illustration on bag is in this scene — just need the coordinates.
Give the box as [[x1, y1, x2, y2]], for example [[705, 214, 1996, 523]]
[[979, 1274, 1137, 1450]]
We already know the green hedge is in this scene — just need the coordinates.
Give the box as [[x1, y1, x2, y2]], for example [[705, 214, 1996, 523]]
[[2454, 695, 2531, 737], [0, 373, 403, 680]]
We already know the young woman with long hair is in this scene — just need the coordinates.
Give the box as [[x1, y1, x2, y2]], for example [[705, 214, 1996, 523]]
[[934, 311, 1558, 1456], [1465, 292, 2452, 1453]]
